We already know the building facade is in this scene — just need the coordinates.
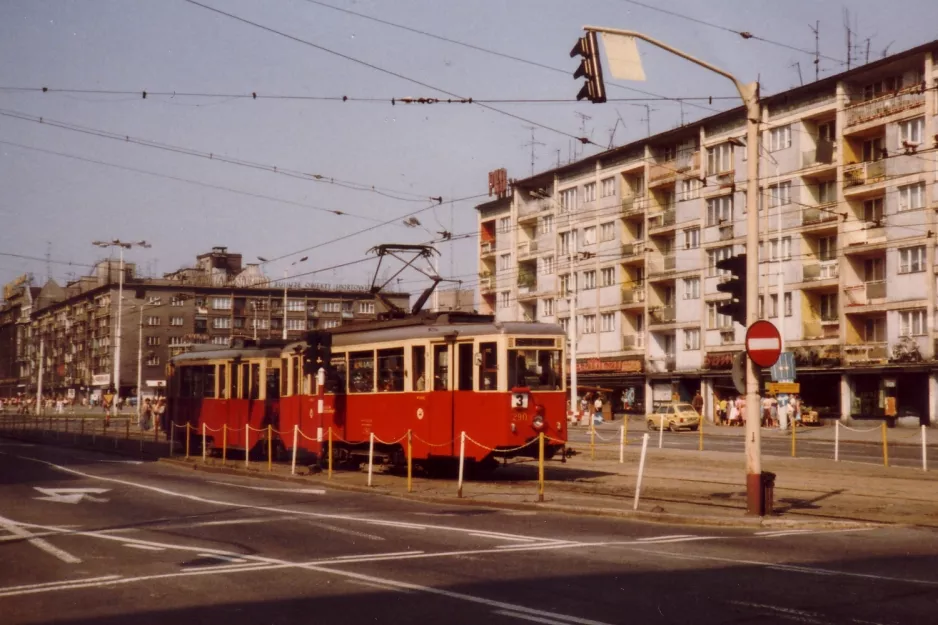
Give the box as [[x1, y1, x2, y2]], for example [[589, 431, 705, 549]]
[[8, 247, 407, 401], [478, 41, 938, 425]]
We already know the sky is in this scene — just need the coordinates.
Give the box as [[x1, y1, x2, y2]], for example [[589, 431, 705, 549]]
[[1, 0, 935, 300]]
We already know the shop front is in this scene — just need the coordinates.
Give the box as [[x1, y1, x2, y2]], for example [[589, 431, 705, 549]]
[[576, 356, 645, 417]]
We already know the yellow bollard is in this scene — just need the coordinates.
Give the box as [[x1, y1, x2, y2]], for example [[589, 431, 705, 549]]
[[791, 419, 797, 457], [407, 429, 413, 493], [327, 427, 333, 480], [589, 426, 595, 461], [698, 413, 704, 452], [185, 423, 191, 459], [882, 421, 889, 467], [222, 424, 227, 466], [538, 432, 545, 502], [623, 417, 628, 447], [245, 427, 251, 470], [267, 424, 273, 472]]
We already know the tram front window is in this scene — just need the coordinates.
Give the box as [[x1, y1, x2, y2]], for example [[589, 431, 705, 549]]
[[377, 348, 404, 392], [508, 349, 563, 391], [349, 351, 375, 393]]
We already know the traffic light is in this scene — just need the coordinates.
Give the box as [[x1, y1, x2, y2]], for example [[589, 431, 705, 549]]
[[715, 254, 747, 326], [570, 31, 606, 103], [304, 331, 333, 375]]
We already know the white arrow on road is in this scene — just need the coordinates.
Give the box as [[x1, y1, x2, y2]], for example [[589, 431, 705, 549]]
[[33, 488, 111, 504]]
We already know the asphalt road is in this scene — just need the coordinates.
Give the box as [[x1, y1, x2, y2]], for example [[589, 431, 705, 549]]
[[2, 437, 937, 625], [567, 426, 929, 468]]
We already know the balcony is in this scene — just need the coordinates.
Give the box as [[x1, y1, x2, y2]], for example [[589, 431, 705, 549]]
[[648, 306, 675, 325], [843, 281, 886, 306], [843, 160, 885, 189], [517, 240, 539, 260], [517, 199, 551, 224], [802, 260, 839, 282], [620, 285, 646, 307], [800, 139, 836, 169], [718, 224, 734, 241], [801, 203, 839, 227], [621, 334, 645, 351], [621, 240, 645, 263], [844, 85, 926, 128], [647, 355, 676, 373], [843, 342, 888, 364], [479, 275, 496, 294], [647, 254, 676, 277], [480, 240, 496, 257], [803, 320, 839, 340], [843, 225, 886, 249], [648, 208, 676, 231], [621, 196, 646, 219], [517, 271, 536, 290], [649, 151, 699, 188]]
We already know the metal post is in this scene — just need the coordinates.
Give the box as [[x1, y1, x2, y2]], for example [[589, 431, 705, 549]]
[[186, 423, 191, 459], [327, 427, 333, 480], [114, 246, 124, 402], [791, 418, 797, 457], [881, 421, 888, 467], [922, 425, 928, 472], [136, 306, 143, 428], [222, 424, 227, 466], [834, 421, 840, 462], [35, 338, 44, 416], [291, 425, 298, 475], [202, 423, 207, 464], [367, 432, 375, 487], [698, 410, 704, 451], [537, 432, 545, 502], [618, 424, 625, 464], [282, 269, 288, 341], [457, 431, 466, 497], [633, 433, 649, 511], [245, 426, 251, 469], [169, 423, 175, 456], [406, 429, 413, 493], [590, 425, 595, 460], [658, 414, 664, 449], [267, 424, 273, 472]]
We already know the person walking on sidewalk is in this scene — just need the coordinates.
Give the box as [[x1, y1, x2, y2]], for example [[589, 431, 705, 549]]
[[692, 390, 703, 415], [593, 395, 604, 425]]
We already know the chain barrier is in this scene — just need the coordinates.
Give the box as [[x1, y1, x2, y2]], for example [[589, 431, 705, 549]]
[[839, 424, 882, 433], [296, 428, 319, 441], [411, 433, 454, 448], [373, 432, 409, 445], [463, 433, 538, 453]]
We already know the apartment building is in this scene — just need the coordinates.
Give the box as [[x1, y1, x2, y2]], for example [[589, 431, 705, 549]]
[[9, 247, 408, 401], [477, 40, 938, 425]]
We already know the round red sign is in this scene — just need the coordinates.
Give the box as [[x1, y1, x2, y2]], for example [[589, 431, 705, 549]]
[[745, 320, 782, 368]]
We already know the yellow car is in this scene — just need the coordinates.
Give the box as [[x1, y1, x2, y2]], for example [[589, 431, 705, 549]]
[[646, 403, 701, 432]]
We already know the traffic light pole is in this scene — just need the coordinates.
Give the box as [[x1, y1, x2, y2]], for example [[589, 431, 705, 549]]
[[581, 26, 764, 515]]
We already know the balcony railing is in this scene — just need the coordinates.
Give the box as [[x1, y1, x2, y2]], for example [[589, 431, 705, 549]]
[[647, 254, 676, 275], [648, 306, 675, 324], [718, 224, 734, 241], [845, 85, 926, 127], [802, 261, 838, 281], [843, 342, 888, 363], [649, 151, 700, 185], [801, 203, 839, 225], [844, 225, 886, 247], [622, 334, 644, 350], [517, 240, 539, 258], [648, 208, 676, 230], [800, 139, 836, 168], [621, 240, 645, 258], [517, 272, 537, 289], [480, 240, 496, 256], [843, 160, 886, 188], [843, 280, 886, 305], [479, 275, 496, 293], [621, 196, 646, 217], [620, 286, 646, 305]]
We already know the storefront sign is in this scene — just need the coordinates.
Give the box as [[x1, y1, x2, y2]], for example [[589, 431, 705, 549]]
[[145, 380, 166, 388], [2, 274, 30, 301], [704, 353, 734, 370], [91, 374, 110, 386], [577, 358, 643, 374]]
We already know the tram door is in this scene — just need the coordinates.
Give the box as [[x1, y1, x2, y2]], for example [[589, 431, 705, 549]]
[[264, 367, 281, 433], [451, 342, 475, 456]]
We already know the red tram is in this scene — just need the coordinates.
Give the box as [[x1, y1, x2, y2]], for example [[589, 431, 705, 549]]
[[167, 313, 567, 470]]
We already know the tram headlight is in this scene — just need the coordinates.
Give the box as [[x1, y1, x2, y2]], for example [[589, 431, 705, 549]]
[[532, 414, 545, 430]]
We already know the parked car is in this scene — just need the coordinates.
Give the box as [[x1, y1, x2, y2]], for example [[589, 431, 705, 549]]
[[646, 403, 700, 432]]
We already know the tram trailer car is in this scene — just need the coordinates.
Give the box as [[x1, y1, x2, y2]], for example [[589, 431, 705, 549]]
[[168, 313, 568, 470]]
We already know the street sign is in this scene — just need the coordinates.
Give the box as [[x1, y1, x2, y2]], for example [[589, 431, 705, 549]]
[[731, 352, 746, 394], [766, 382, 800, 395], [769, 351, 796, 382], [745, 320, 782, 368]]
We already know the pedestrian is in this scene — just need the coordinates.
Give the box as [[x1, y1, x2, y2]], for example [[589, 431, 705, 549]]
[[103, 388, 115, 426], [728, 396, 739, 425], [141, 398, 153, 431], [156, 398, 169, 439], [762, 395, 773, 427], [692, 390, 703, 414], [718, 397, 727, 425], [593, 395, 604, 425]]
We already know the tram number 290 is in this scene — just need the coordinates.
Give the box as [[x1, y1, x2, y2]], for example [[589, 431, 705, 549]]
[[511, 392, 529, 409]]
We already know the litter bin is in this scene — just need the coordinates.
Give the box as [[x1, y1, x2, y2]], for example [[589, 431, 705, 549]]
[[761, 471, 776, 516]]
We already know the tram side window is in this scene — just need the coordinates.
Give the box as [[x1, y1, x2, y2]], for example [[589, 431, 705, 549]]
[[327, 354, 347, 394], [432, 345, 449, 391], [292, 357, 301, 396], [457, 344, 473, 391], [180, 367, 194, 397], [349, 351, 375, 393], [281, 358, 289, 397], [412, 346, 427, 391], [250, 363, 260, 400], [508, 349, 563, 391], [204, 365, 216, 398], [239, 363, 249, 399], [377, 348, 404, 392], [479, 342, 498, 391], [218, 364, 227, 399]]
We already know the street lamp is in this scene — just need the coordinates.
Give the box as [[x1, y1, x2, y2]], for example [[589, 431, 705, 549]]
[[92, 239, 151, 401], [134, 297, 162, 426], [581, 27, 763, 515], [258, 256, 308, 340]]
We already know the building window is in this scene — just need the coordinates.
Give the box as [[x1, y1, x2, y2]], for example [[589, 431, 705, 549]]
[[146, 355, 160, 366], [559, 317, 569, 333], [679, 178, 701, 201], [708, 246, 733, 276], [600, 313, 615, 333], [898, 183, 925, 212], [707, 302, 732, 329], [145, 296, 161, 305], [684, 328, 700, 351], [768, 125, 792, 151], [582, 314, 596, 334], [146, 336, 160, 346], [767, 237, 792, 261], [683, 227, 700, 250], [539, 214, 554, 235], [769, 294, 779, 318], [707, 143, 734, 175], [497, 216, 511, 234], [540, 256, 555, 275], [899, 309, 926, 337], [864, 197, 884, 222], [600, 267, 615, 287], [145, 316, 160, 326], [582, 226, 597, 246], [600, 177, 615, 197], [582, 270, 596, 290], [682, 277, 700, 300], [818, 180, 837, 204], [706, 195, 733, 226], [600, 222, 615, 242], [212, 317, 231, 329], [559, 274, 570, 297], [899, 246, 926, 274], [322, 301, 341, 313], [211, 336, 228, 346], [559, 188, 577, 212], [863, 75, 902, 101], [898, 117, 924, 147], [171, 295, 185, 307], [211, 297, 232, 310], [784, 292, 793, 317], [287, 298, 304, 312], [252, 318, 270, 330], [286, 319, 306, 331], [559, 231, 572, 256], [584, 182, 597, 202], [768, 181, 791, 207], [170, 317, 184, 327], [498, 253, 512, 272], [542, 298, 554, 317], [499, 291, 511, 309], [358, 301, 375, 314], [322, 319, 340, 329]]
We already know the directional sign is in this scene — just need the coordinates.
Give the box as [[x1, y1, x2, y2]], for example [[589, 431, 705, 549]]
[[769, 351, 796, 383], [766, 382, 800, 395], [745, 320, 782, 368], [34, 488, 110, 504]]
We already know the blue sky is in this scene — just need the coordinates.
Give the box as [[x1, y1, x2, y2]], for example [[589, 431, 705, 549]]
[[1, 0, 934, 297]]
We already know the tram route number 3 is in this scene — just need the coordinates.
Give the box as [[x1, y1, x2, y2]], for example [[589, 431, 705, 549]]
[[512, 392, 529, 409]]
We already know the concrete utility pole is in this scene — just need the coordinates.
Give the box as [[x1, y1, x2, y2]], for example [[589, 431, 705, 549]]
[[35, 337, 44, 416], [93, 239, 151, 400], [584, 26, 764, 514], [262, 256, 307, 341], [135, 298, 162, 425]]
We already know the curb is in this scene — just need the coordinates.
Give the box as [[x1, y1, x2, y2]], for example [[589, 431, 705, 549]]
[[156, 457, 887, 531]]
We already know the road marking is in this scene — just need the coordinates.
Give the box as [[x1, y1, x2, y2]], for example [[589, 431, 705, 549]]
[[494, 609, 586, 625], [332, 550, 422, 560], [347, 579, 413, 594], [636, 534, 694, 541], [755, 529, 812, 536], [468, 533, 538, 543], [179, 562, 269, 573], [728, 601, 891, 625], [198, 553, 248, 564], [303, 520, 386, 541], [33, 487, 110, 504], [0, 514, 81, 564], [0, 575, 121, 594], [123, 544, 165, 551], [96, 460, 144, 465], [208, 480, 325, 495]]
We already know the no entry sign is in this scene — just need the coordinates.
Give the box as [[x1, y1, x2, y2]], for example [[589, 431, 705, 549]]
[[745, 320, 782, 368]]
